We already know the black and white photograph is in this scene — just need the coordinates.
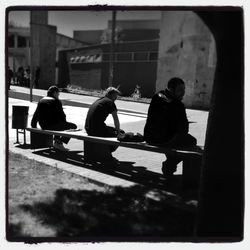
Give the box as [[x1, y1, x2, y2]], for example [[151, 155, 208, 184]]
[[3, 0, 247, 247]]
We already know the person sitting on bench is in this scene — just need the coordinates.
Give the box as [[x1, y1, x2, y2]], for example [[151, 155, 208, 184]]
[[144, 77, 197, 177], [31, 85, 77, 151], [84, 87, 123, 160]]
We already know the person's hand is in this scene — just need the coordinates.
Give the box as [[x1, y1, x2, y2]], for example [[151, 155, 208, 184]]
[[116, 130, 123, 138], [118, 130, 125, 136], [119, 129, 125, 134]]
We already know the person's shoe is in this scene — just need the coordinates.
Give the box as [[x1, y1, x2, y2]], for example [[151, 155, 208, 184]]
[[162, 167, 174, 178], [161, 163, 176, 178], [53, 141, 69, 151]]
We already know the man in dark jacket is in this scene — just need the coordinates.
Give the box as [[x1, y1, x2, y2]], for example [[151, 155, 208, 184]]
[[31, 86, 77, 151], [144, 77, 197, 177]]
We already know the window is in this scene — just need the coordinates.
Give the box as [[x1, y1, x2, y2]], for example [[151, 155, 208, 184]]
[[80, 56, 87, 63], [134, 52, 148, 61], [93, 54, 102, 62], [70, 57, 75, 63], [17, 35, 26, 48], [116, 52, 132, 62], [74, 56, 80, 63], [102, 53, 110, 62], [8, 35, 14, 48], [70, 54, 102, 63], [149, 52, 158, 61]]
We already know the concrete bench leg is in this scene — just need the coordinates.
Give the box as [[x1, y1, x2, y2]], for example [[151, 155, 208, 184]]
[[30, 132, 53, 149], [182, 155, 202, 190], [84, 141, 112, 162]]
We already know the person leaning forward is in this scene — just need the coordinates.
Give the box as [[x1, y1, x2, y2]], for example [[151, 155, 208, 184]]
[[31, 85, 77, 151], [84, 87, 123, 161], [144, 77, 197, 177]]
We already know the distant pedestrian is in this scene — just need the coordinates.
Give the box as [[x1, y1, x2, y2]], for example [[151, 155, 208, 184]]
[[31, 85, 77, 151], [16, 66, 24, 86], [8, 66, 13, 90], [34, 66, 40, 88], [144, 77, 197, 177], [24, 67, 30, 87]]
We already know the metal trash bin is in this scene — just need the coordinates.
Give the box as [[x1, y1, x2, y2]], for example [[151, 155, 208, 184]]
[[12, 106, 29, 129], [12, 105, 29, 144]]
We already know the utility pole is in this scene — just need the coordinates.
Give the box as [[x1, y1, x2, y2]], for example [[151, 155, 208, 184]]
[[109, 10, 116, 87], [29, 42, 33, 102]]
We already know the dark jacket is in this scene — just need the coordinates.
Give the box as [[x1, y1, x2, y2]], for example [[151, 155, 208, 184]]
[[85, 96, 117, 136], [144, 89, 189, 144], [31, 97, 66, 129]]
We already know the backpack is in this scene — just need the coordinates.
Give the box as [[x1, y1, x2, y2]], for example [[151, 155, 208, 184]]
[[117, 132, 144, 142]]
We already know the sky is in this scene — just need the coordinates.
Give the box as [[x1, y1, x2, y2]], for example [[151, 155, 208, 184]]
[[8, 10, 161, 37]]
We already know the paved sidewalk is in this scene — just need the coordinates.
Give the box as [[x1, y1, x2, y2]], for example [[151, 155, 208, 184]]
[[9, 86, 149, 115], [8, 87, 209, 203]]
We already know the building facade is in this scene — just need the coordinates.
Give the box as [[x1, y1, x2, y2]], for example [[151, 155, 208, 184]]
[[8, 27, 30, 72], [58, 40, 158, 97], [8, 26, 88, 84], [9, 14, 216, 109], [73, 20, 160, 44], [157, 11, 217, 109], [64, 16, 215, 109]]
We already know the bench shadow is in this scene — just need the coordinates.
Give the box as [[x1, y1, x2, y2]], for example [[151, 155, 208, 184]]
[[8, 147, 200, 241], [14, 144, 31, 149], [32, 148, 197, 198]]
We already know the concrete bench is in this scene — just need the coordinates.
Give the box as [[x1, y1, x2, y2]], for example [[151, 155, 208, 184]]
[[26, 127, 203, 188]]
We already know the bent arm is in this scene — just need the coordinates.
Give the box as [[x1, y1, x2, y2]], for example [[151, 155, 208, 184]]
[[177, 107, 189, 134], [57, 100, 66, 122], [111, 111, 120, 134], [31, 106, 38, 128]]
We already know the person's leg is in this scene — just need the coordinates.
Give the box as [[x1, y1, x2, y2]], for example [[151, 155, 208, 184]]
[[105, 126, 118, 137], [162, 156, 182, 177], [45, 122, 76, 151], [161, 133, 197, 177], [50, 121, 77, 144], [49, 121, 77, 131], [104, 126, 119, 153], [58, 122, 77, 144], [86, 126, 121, 164], [167, 133, 197, 147]]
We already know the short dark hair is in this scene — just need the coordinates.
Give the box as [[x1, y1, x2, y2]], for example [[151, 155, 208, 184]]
[[47, 85, 59, 97], [105, 87, 121, 97], [167, 77, 185, 90]]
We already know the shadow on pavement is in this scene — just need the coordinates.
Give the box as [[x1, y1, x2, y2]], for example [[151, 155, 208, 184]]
[[8, 186, 196, 242], [14, 144, 31, 149], [32, 147, 187, 196]]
